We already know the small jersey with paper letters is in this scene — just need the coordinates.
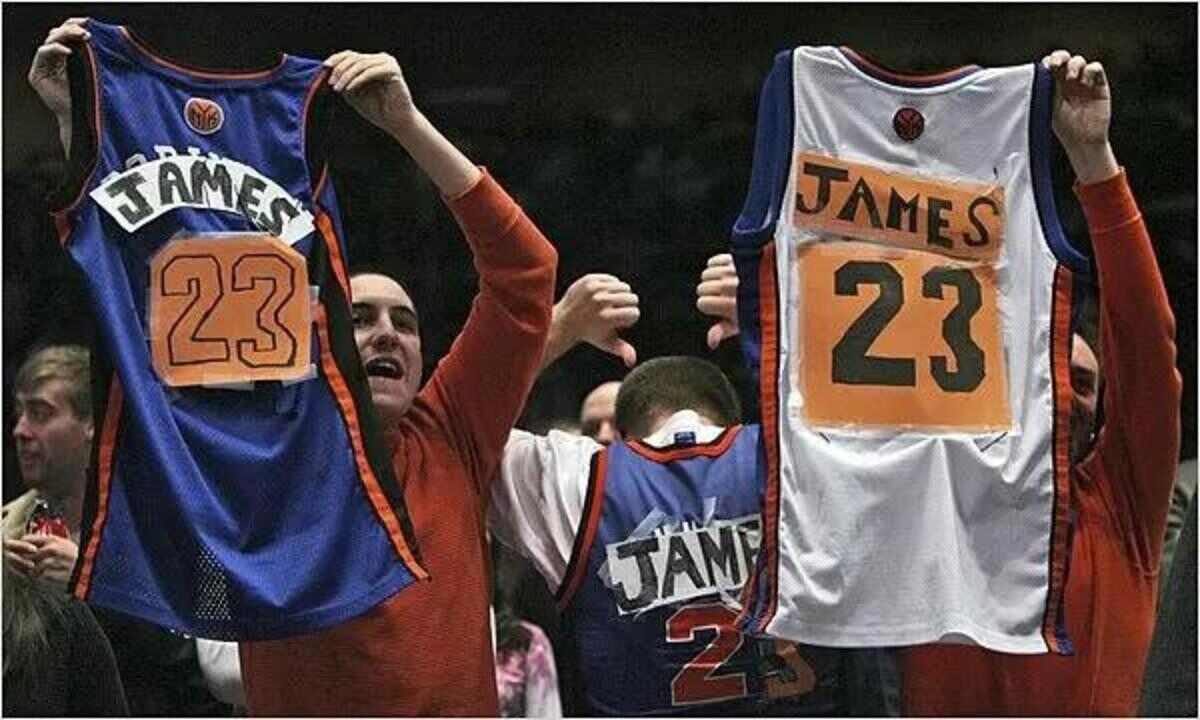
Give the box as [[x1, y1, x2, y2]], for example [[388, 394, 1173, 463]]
[[732, 46, 1089, 654], [52, 20, 425, 640], [492, 415, 850, 716]]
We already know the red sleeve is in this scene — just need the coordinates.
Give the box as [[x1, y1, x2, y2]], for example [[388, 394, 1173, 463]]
[[1075, 169, 1181, 572], [417, 169, 558, 499]]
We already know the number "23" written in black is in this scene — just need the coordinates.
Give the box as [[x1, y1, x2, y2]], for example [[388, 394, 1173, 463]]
[[831, 260, 985, 393]]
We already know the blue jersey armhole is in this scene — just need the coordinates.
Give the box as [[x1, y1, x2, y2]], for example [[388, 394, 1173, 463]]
[[731, 50, 794, 412], [1029, 62, 1092, 277], [732, 50, 795, 244]]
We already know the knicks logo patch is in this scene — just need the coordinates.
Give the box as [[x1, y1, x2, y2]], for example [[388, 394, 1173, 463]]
[[892, 107, 924, 142], [184, 98, 224, 135]]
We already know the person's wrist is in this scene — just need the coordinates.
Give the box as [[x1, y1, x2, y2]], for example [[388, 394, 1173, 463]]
[[1065, 140, 1119, 185], [385, 107, 425, 145]]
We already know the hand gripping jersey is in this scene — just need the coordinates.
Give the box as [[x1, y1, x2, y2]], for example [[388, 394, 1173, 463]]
[[51, 21, 426, 640], [556, 425, 848, 715], [732, 47, 1089, 654]]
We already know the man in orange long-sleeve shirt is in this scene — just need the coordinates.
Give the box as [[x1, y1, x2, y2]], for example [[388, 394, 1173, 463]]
[[233, 51, 558, 715], [902, 50, 1181, 717]]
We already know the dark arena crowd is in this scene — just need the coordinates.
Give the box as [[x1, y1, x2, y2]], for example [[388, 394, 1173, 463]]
[[2, 4, 1195, 718]]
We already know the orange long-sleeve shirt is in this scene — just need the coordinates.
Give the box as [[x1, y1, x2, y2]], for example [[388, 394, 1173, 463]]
[[239, 171, 557, 716], [902, 170, 1181, 716]]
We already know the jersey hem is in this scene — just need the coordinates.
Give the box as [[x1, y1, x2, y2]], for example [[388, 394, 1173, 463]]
[[82, 568, 417, 641], [761, 612, 1053, 655]]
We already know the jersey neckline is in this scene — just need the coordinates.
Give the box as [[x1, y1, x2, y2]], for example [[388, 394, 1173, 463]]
[[120, 26, 291, 82], [836, 46, 983, 91]]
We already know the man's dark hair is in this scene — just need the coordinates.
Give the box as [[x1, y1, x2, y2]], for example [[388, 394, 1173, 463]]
[[615, 356, 742, 439], [347, 266, 413, 301]]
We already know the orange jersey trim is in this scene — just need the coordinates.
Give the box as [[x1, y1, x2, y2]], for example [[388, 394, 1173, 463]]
[[735, 243, 783, 634], [74, 376, 124, 599], [315, 210, 351, 302], [313, 304, 428, 580], [626, 426, 742, 463], [556, 450, 609, 610], [1041, 266, 1076, 653]]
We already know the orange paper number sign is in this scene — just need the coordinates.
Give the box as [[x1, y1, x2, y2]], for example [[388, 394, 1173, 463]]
[[798, 242, 1010, 432], [149, 234, 311, 387]]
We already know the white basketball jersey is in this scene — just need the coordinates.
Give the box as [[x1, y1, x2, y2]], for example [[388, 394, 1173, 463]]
[[732, 47, 1089, 654]]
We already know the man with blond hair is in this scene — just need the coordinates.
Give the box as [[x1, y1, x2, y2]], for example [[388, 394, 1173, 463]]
[[3, 344, 92, 590]]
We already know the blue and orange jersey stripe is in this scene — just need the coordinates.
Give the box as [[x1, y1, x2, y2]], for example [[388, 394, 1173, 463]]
[[1042, 265, 1076, 654], [735, 242, 783, 635], [556, 449, 609, 610], [73, 375, 124, 599], [312, 302, 428, 581], [314, 209, 351, 301]]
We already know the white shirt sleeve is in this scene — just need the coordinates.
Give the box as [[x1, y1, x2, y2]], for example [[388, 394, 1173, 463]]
[[489, 429, 601, 593], [195, 638, 245, 708]]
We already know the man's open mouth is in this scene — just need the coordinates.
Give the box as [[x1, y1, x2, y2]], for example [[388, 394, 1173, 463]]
[[366, 357, 404, 379]]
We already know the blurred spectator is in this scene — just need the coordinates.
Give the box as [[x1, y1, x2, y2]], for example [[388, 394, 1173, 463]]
[[1140, 497, 1197, 716], [4, 345, 92, 589], [3, 343, 231, 716], [578, 381, 620, 444], [546, 418, 581, 435], [2, 559, 128, 716], [89, 609, 233, 716], [1160, 458, 1197, 591], [493, 543, 562, 718]]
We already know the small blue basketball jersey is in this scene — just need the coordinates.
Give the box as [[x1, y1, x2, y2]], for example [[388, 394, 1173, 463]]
[[557, 425, 847, 715], [52, 21, 426, 640]]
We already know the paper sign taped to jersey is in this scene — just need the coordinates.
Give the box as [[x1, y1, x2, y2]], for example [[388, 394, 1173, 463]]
[[791, 152, 1004, 261], [149, 233, 312, 387], [606, 514, 761, 615], [796, 241, 1011, 431], [90, 150, 316, 245]]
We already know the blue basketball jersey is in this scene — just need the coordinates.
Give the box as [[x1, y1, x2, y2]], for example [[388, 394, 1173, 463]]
[[557, 425, 847, 715], [52, 21, 426, 640]]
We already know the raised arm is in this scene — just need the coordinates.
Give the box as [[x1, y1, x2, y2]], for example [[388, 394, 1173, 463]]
[[327, 51, 480, 196], [28, 17, 89, 157], [329, 51, 558, 492], [1045, 50, 1181, 569]]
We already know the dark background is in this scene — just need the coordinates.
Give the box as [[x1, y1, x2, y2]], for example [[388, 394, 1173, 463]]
[[4, 4, 1195, 501]]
